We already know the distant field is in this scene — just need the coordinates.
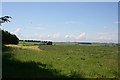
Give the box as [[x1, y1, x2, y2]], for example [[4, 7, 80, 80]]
[[2, 42, 118, 79], [19, 41, 118, 46]]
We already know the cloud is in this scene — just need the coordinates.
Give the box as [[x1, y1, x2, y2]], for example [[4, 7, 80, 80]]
[[33, 27, 46, 30], [97, 33, 117, 41], [47, 34, 50, 38], [65, 21, 79, 24], [76, 32, 86, 39], [19, 33, 61, 41], [65, 35, 69, 38], [19, 33, 63, 41], [65, 32, 86, 41], [52, 33, 60, 38], [9, 28, 21, 39], [114, 21, 120, 24], [87, 32, 118, 43], [14, 28, 21, 33], [29, 23, 46, 30], [16, 30, 117, 43], [10, 28, 21, 35]]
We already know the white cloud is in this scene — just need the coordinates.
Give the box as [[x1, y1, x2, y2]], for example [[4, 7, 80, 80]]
[[98, 33, 117, 41], [87, 32, 118, 43], [19, 33, 60, 41], [47, 35, 50, 38], [76, 32, 86, 39], [65, 35, 69, 38], [33, 27, 46, 30], [52, 33, 60, 38], [10, 28, 21, 35], [65, 32, 86, 41], [14, 28, 21, 33], [65, 21, 79, 24], [114, 21, 120, 24], [9, 28, 21, 39], [29, 23, 46, 30], [16, 29, 117, 43], [37, 24, 43, 26]]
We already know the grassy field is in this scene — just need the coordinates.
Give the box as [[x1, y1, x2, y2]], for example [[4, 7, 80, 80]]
[[2, 42, 118, 79]]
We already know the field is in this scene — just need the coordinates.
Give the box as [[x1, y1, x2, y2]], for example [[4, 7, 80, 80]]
[[2, 42, 118, 79]]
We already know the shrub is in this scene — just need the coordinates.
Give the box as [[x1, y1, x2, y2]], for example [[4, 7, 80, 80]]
[[47, 41, 52, 45]]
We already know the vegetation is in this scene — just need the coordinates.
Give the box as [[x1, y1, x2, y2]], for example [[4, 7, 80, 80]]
[[2, 42, 118, 79], [0, 16, 19, 45], [2, 30, 19, 45], [0, 16, 12, 26], [20, 40, 53, 45]]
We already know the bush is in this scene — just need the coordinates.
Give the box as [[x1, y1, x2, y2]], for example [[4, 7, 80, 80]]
[[2, 30, 19, 44], [47, 41, 52, 45]]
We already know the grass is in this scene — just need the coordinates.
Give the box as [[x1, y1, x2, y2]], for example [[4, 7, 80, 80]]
[[2, 42, 118, 79], [6, 44, 41, 51]]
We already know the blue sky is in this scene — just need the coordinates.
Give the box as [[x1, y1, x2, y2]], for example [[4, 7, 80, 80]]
[[2, 0, 120, 2], [2, 2, 118, 42]]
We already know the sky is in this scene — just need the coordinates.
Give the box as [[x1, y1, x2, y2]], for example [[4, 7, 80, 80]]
[[1, 2, 118, 42], [1, 0, 120, 2]]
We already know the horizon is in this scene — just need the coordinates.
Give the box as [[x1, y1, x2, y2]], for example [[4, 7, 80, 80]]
[[19, 39, 118, 43], [1, 2, 118, 43]]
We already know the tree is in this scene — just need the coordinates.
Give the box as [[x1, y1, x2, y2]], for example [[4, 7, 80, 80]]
[[0, 16, 19, 44], [2, 30, 19, 44], [0, 16, 12, 26]]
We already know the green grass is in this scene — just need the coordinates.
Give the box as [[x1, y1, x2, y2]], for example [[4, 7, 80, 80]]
[[19, 41, 40, 46], [2, 43, 118, 79]]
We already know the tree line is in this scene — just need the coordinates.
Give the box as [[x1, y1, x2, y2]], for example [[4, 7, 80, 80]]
[[20, 40, 52, 45]]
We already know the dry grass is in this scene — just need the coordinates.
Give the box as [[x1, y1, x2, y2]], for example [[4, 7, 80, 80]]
[[5, 44, 41, 51]]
